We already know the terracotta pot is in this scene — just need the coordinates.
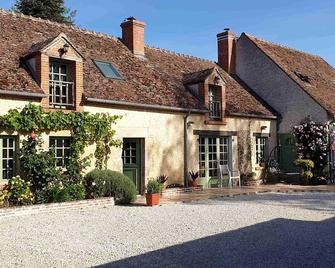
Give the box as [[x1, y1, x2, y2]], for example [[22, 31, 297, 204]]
[[190, 180, 198, 187], [146, 193, 160, 206]]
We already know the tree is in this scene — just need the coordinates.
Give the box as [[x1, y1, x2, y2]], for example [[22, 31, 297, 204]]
[[13, 0, 76, 24], [292, 119, 333, 174]]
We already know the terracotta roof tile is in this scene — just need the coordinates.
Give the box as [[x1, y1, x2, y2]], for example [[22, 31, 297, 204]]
[[245, 33, 335, 116], [0, 9, 274, 116]]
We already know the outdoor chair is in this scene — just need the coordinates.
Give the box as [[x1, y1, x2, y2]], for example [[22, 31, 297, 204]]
[[219, 164, 241, 188]]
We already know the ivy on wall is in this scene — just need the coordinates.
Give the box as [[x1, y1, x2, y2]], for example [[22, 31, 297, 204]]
[[0, 103, 122, 178]]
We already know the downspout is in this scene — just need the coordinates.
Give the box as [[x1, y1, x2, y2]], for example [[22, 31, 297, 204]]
[[183, 111, 192, 188]]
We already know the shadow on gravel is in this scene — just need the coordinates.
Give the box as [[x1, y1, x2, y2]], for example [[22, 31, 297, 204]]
[[187, 193, 335, 212], [95, 217, 335, 268]]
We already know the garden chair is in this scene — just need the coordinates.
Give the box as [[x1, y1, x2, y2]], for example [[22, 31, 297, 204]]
[[219, 164, 241, 188]]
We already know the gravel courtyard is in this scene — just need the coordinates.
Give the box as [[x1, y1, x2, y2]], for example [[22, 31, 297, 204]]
[[1, 192, 334, 268]]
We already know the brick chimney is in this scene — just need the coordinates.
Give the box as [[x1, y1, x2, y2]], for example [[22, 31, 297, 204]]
[[217, 28, 236, 74], [121, 17, 146, 58]]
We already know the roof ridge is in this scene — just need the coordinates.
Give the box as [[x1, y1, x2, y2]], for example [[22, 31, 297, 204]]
[[244, 33, 321, 59], [0, 8, 119, 41], [145, 44, 214, 63]]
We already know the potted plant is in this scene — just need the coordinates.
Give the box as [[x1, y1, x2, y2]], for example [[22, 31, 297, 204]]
[[146, 179, 161, 206], [156, 174, 168, 192], [242, 172, 259, 186], [189, 171, 199, 187]]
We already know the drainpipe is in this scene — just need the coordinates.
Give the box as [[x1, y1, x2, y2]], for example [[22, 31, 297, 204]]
[[183, 111, 192, 188]]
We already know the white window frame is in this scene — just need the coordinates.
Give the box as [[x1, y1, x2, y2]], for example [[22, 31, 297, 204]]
[[255, 136, 268, 164], [199, 136, 231, 178], [0, 136, 17, 181]]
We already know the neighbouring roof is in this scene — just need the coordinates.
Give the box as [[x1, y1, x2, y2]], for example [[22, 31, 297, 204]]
[[244, 33, 335, 116], [0, 9, 274, 117]]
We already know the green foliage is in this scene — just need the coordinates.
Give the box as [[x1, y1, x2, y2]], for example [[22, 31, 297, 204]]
[[294, 159, 314, 183], [292, 119, 330, 173], [0, 189, 10, 207], [35, 182, 85, 203], [13, 0, 76, 24], [294, 159, 315, 169], [146, 179, 161, 194], [84, 169, 137, 204], [0, 103, 122, 180], [6, 176, 34, 206], [20, 136, 63, 192]]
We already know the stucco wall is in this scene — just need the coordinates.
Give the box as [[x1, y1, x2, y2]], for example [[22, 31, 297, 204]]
[[84, 105, 276, 184], [0, 98, 276, 186], [236, 35, 328, 133]]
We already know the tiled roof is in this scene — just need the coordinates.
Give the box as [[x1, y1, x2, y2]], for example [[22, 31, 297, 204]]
[[244, 33, 335, 116], [0, 9, 274, 116]]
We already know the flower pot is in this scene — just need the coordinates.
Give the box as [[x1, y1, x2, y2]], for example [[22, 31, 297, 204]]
[[146, 193, 160, 206], [190, 180, 198, 187]]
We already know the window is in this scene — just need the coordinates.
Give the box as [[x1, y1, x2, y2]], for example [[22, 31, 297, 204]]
[[93, 60, 123, 80], [49, 137, 72, 167], [0, 137, 16, 181], [208, 86, 222, 120], [122, 141, 137, 165], [49, 61, 74, 109], [199, 136, 230, 178], [255, 136, 268, 164]]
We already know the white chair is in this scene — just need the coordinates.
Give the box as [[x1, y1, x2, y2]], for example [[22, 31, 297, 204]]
[[219, 164, 241, 188]]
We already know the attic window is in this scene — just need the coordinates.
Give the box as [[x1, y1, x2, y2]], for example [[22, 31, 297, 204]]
[[93, 60, 123, 80], [294, 71, 311, 83]]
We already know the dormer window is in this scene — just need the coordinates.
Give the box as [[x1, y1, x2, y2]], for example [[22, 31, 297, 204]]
[[49, 60, 74, 109], [208, 85, 222, 120]]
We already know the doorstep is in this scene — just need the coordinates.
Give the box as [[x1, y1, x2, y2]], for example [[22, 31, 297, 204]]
[[0, 197, 115, 218]]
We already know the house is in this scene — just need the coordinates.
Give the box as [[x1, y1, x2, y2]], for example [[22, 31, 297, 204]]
[[230, 32, 335, 172], [0, 10, 277, 193]]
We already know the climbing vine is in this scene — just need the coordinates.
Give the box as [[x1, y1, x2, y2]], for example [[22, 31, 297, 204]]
[[0, 103, 122, 177]]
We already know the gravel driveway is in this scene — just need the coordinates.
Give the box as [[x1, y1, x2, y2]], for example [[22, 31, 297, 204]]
[[1, 192, 334, 268]]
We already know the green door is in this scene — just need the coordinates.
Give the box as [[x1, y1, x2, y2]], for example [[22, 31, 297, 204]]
[[279, 134, 299, 173], [122, 139, 142, 194]]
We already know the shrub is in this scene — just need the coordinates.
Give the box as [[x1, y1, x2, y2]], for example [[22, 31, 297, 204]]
[[6, 176, 34, 206], [292, 120, 331, 174], [35, 182, 86, 203], [294, 159, 314, 184], [146, 179, 161, 194], [0, 189, 10, 207], [84, 169, 137, 204], [20, 136, 63, 192]]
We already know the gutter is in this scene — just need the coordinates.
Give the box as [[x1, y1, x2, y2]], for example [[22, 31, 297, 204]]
[[85, 97, 208, 114], [0, 89, 45, 99], [228, 112, 277, 120]]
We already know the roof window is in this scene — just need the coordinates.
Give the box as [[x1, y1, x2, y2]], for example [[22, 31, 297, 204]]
[[93, 60, 123, 80]]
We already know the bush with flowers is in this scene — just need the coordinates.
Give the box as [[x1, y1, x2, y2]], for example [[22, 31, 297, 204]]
[[5, 176, 34, 206], [292, 119, 333, 176]]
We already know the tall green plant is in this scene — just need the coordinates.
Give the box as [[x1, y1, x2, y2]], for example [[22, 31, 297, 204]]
[[13, 0, 76, 24], [0, 103, 122, 180]]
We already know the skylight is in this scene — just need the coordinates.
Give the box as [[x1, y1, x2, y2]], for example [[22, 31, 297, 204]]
[[93, 60, 123, 80]]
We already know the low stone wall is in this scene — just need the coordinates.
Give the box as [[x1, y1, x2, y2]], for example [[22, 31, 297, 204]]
[[0, 197, 115, 218]]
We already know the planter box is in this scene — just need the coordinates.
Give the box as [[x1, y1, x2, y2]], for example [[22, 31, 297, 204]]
[[146, 193, 160, 206], [0, 197, 115, 218]]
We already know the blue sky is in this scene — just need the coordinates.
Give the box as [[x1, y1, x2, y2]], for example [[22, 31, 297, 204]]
[[1, 0, 335, 66]]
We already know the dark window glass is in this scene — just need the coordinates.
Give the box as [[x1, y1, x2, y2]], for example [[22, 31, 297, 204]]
[[49, 137, 72, 168], [93, 60, 123, 80]]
